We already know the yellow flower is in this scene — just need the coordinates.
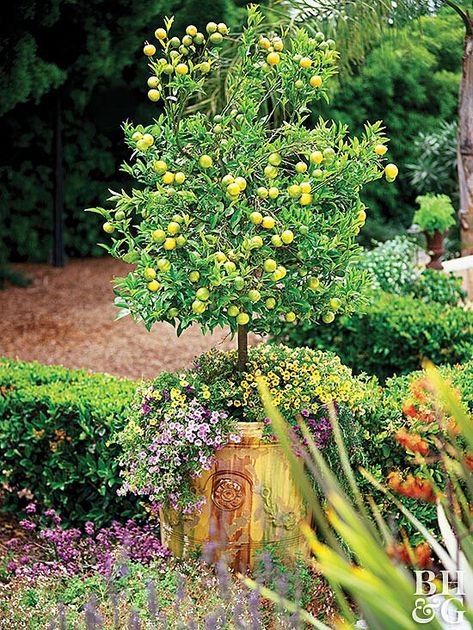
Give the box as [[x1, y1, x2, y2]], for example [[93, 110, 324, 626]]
[[203, 391, 211, 399]]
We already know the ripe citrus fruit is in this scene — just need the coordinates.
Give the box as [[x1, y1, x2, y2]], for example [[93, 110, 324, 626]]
[[385, 164, 398, 179], [237, 312, 250, 325], [285, 311, 296, 322], [157, 258, 171, 272], [143, 267, 156, 280], [143, 44, 156, 56], [323, 311, 335, 323], [209, 32, 223, 45], [375, 144, 388, 155], [251, 235, 263, 248], [257, 187, 268, 198], [300, 193, 312, 206], [310, 75, 322, 88], [153, 160, 167, 174], [288, 184, 301, 198], [264, 259, 277, 272], [215, 251, 227, 262], [268, 187, 279, 199], [228, 305, 239, 317], [271, 235, 283, 247], [148, 280, 161, 292], [199, 155, 213, 168], [206, 22, 217, 33], [264, 164, 278, 179], [235, 176, 247, 191], [268, 152, 282, 166], [174, 172, 186, 185], [281, 230, 294, 244], [295, 161, 307, 173], [152, 229, 166, 243], [265, 297, 276, 309], [330, 297, 341, 310], [222, 174, 234, 186], [164, 237, 176, 250], [162, 171, 175, 184], [250, 211, 263, 225], [192, 299, 206, 314], [248, 289, 261, 302], [148, 89, 161, 102], [262, 216, 276, 229], [186, 25, 198, 36], [224, 261, 236, 273], [300, 182, 311, 194], [196, 287, 210, 301], [307, 277, 320, 290], [175, 63, 189, 75], [147, 76, 159, 88], [227, 182, 241, 197], [310, 151, 323, 164], [299, 57, 312, 68], [267, 52, 280, 66], [189, 271, 200, 283]]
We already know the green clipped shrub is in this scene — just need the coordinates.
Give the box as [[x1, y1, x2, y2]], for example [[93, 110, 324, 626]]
[[280, 292, 473, 381], [0, 359, 141, 526], [410, 268, 466, 306]]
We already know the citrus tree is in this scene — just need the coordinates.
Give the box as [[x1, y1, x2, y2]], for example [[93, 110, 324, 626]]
[[88, 5, 397, 370]]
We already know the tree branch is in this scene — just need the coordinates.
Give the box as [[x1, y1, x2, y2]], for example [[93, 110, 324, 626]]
[[444, 0, 473, 34]]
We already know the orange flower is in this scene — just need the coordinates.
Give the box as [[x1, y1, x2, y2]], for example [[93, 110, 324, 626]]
[[388, 542, 432, 568], [388, 472, 436, 502], [396, 428, 429, 455]]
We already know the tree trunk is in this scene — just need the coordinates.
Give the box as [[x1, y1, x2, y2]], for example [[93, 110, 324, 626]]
[[53, 90, 65, 267], [458, 26, 473, 255], [237, 325, 248, 372]]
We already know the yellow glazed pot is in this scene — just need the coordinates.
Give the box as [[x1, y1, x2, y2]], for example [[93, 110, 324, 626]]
[[159, 422, 310, 570]]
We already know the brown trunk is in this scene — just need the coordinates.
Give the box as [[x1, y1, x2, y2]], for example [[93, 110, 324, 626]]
[[458, 25, 473, 255], [237, 324, 248, 372]]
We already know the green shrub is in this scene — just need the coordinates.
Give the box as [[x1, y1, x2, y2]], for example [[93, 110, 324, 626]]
[[0, 359, 141, 526], [413, 193, 456, 235], [281, 292, 473, 381], [410, 268, 466, 306]]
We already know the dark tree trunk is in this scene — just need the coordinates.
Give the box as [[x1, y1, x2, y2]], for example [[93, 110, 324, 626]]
[[458, 22, 473, 254], [53, 90, 65, 267], [237, 325, 248, 372]]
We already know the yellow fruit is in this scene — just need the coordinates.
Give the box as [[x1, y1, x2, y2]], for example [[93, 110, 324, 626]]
[[186, 25, 198, 36], [136, 139, 149, 151], [157, 258, 171, 272], [264, 164, 278, 179], [144, 267, 156, 280], [147, 76, 159, 88], [224, 261, 236, 273], [199, 61, 211, 74], [310, 151, 324, 165], [375, 144, 388, 156], [199, 155, 213, 168], [206, 21, 218, 33], [148, 280, 161, 292], [176, 63, 189, 75], [281, 230, 294, 244], [228, 305, 239, 317], [324, 147, 335, 161], [268, 187, 279, 199], [273, 38, 283, 52], [265, 297, 276, 309], [287, 184, 302, 199], [300, 182, 311, 194], [142, 134, 154, 147], [236, 312, 250, 325], [248, 289, 261, 303], [310, 75, 322, 88], [222, 174, 234, 186], [299, 57, 312, 68], [307, 277, 320, 290], [313, 169, 324, 180], [285, 311, 296, 322], [251, 236, 264, 248], [264, 259, 277, 273], [271, 235, 283, 247], [148, 89, 161, 102], [152, 229, 166, 243], [155, 28, 167, 40], [266, 52, 280, 66], [103, 222, 114, 234], [235, 176, 247, 191], [189, 271, 200, 283], [209, 32, 223, 45], [322, 311, 335, 323], [162, 171, 175, 185], [167, 221, 180, 235], [330, 297, 342, 310], [262, 216, 276, 230], [215, 251, 227, 263], [143, 44, 156, 56], [176, 235, 186, 247], [227, 182, 241, 197], [250, 211, 263, 225], [192, 299, 206, 314], [132, 131, 143, 142], [300, 193, 313, 206], [358, 209, 367, 222], [174, 172, 186, 185], [259, 37, 271, 50], [272, 265, 287, 281], [257, 187, 268, 199], [153, 160, 167, 174], [385, 163, 398, 179], [268, 152, 282, 166], [295, 161, 307, 173], [164, 237, 176, 250], [196, 287, 210, 301]]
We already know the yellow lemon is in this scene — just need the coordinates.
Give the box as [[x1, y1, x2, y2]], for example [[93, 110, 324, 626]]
[[235, 176, 247, 191], [262, 216, 276, 229], [175, 63, 189, 75], [153, 160, 167, 174], [295, 161, 307, 173], [300, 193, 313, 206], [385, 164, 398, 179], [147, 76, 159, 88], [237, 312, 250, 325], [148, 89, 161, 102], [299, 57, 312, 68], [281, 230, 294, 244], [164, 237, 176, 250], [155, 28, 167, 40], [143, 44, 156, 56], [162, 171, 175, 185], [310, 75, 322, 88], [250, 212, 263, 225], [375, 144, 388, 156], [227, 182, 241, 197], [147, 280, 161, 292], [143, 267, 156, 280], [199, 155, 213, 168], [310, 151, 323, 164], [152, 229, 166, 243], [174, 172, 186, 185], [266, 52, 280, 66], [167, 221, 180, 235], [257, 186, 268, 198], [285, 311, 296, 322], [103, 222, 114, 234], [300, 182, 311, 194], [268, 187, 279, 199]]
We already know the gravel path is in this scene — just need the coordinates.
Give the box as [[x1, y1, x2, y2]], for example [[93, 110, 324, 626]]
[[0, 257, 259, 380]]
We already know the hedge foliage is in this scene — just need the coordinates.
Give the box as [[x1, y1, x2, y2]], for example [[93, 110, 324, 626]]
[[0, 359, 141, 526], [281, 292, 473, 381]]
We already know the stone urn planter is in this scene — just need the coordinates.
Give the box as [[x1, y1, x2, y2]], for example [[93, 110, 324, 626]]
[[426, 230, 445, 270], [160, 422, 310, 570]]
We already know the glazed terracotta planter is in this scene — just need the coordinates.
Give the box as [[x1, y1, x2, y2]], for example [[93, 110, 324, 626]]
[[159, 422, 310, 570], [426, 230, 445, 270]]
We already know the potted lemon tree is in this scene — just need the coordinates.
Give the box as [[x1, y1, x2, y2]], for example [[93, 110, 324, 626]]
[[89, 7, 396, 569]]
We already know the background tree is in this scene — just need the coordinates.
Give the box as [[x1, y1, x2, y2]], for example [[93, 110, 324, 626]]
[[0, 0, 242, 264]]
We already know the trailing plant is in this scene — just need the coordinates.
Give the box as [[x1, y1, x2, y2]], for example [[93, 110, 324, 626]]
[[115, 344, 369, 513], [413, 193, 456, 235], [88, 5, 396, 372]]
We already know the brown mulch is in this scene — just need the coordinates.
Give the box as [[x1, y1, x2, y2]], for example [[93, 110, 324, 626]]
[[0, 257, 260, 380]]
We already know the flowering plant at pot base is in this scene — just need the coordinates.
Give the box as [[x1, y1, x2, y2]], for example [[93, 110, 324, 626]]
[[115, 344, 368, 513], [87, 6, 396, 368], [5, 506, 169, 580]]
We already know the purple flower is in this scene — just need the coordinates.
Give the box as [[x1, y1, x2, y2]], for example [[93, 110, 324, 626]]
[[141, 403, 152, 415], [19, 520, 36, 531], [25, 503, 37, 514]]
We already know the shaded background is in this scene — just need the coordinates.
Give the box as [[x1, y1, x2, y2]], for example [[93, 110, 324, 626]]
[[0, 1, 462, 267]]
